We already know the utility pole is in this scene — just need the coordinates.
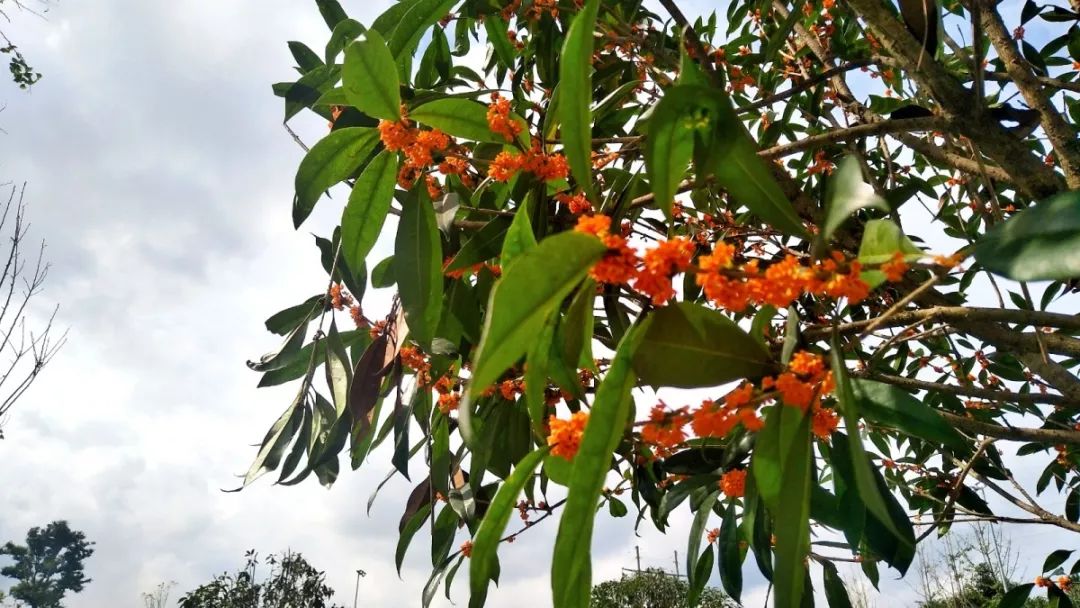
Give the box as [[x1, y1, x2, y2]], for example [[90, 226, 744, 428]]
[[673, 550, 680, 578], [353, 568, 366, 608], [636, 545, 642, 572]]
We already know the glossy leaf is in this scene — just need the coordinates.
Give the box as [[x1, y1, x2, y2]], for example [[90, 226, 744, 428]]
[[851, 379, 968, 451], [999, 583, 1036, 608], [633, 302, 772, 388], [1045, 549, 1075, 572], [857, 219, 923, 265], [644, 85, 696, 219], [822, 560, 853, 608], [821, 156, 887, 246], [341, 151, 398, 273], [293, 127, 380, 228], [410, 98, 527, 146], [469, 232, 606, 396], [501, 202, 538, 270], [469, 448, 547, 608], [718, 501, 743, 602], [559, 0, 600, 200], [396, 189, 444, 348], [343, 30, 401, 121], [974, 191, 1080, 281], [551, 324, 644, 608]]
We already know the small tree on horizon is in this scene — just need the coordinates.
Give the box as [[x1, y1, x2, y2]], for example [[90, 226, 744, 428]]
[[0, 520, 94, 608]]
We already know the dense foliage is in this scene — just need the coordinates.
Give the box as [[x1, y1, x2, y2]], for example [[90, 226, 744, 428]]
[[177, 550, 342, 608], [591, 568, 736, 608], [242, 0, 1080, 606], [0, 521, 94, 608]]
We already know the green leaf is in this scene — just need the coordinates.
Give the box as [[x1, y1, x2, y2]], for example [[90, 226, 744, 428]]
[[372, 0, 417, 36], [850, 379, 969, 451], [551, 325, 644, 608], [559, 0, 600, 200], [974, 191, 1080, 281], [501, 203, 538, 269], [341, 151, 399, 273], [325, 18, 365, 63], [822, 560, 853, 608], [284, 65, 342, 123], [485, 14, 518, 70], [688, 491, 720, 589], [832, 340, 913, 550], [410, 98, 527, 145], [525, 315, 557, 441], [293, 127, 380, 228], [1050, 583, 1076, 608], [396, 502, 433, 575], [447, 217, 512, 271], [857, 219, 923, 265], [608, 497, 628, 517], [562, 279, 596, 369], [315, 0, 349, 30], [372, 255, 396, 288], [688, 545, 715, 607], [644, 86, 696, 220], [750, 408, 810, 605], [264, 295, 324, 335], [469, 448, 547, 608], [289, 41, 324, 72], [396, 189, 444, 347], [632, 302, 772, 388], [387, 0, 462, 74], [718, 501, 744, 602], [820, 157, 887, 246], [469, 232, 607, 396], [999, 583, 1035, 608], [325, 320, 352, 415], [343, 30, 401, 121], [1045, 549, 1075, 572], [240, 392, 305, 487]]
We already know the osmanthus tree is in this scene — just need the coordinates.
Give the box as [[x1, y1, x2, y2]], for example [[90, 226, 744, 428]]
[[241, 0, 1080, 606]]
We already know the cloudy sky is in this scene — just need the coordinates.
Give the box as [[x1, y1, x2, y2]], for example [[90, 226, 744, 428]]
[[0, 1, 1071, 607]]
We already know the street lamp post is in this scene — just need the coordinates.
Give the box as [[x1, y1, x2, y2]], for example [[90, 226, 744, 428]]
[[353, 569, 366, 608]]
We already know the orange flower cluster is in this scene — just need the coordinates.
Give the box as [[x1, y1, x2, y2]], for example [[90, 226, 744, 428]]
[[349, 304, 366, 328], [500, 378, 525, 401], [633, 237, 694, 305], [486, 93, 522, 142], [881, 252, 910, 282], [400, 345, 434, 387], [556, 191, 593, 215], [696, 247, 870, 312], [808, 150, 835, 175], [488, 146, 569, 182], [691, 383, 764, 439], [378, 114, 452, 188], [764, 351, 835, 412], [328, 283, 354, 310], [548, 411, 589, 460], [574, 215, 694, 304], [438, 155, 475, 188], [460, 540, 473, 558], [640, 403, 691, 453], [574, 215, 639, 285], [706, 528, 721, 544], [443, 256, 501, 280], [720, 469, 746, 498], [435, 375, 461, 414]]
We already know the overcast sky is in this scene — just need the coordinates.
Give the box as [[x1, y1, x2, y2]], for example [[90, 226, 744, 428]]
[[0, 1, 1072, 607]]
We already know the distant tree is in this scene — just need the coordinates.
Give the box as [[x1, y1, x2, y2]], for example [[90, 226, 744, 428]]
[[178, 550, 343, 608], [141, 581, 175, 608], [0, 520, 94, 608], [0, 183, 65, 438], [590, 569, 736, 608]]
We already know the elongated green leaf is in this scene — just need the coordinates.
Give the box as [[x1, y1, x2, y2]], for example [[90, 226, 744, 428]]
[[284, 65, 341, 123], [974, 191, 1080, 281], [325, 18, 365, 63], [341, 151, 398, 273], [851, 379, 968, 451], [772, 408, 812, 608], [688, 491, 720, 601], [325, 320, 352, 415], [410, 98, 527, 145], [689, 545, 715, 607], [713, 129, 807, 238], [525, 315, 557, 440], [822, 560, 854, 608], [294, 127, 380, 228], [485, 14, 517, 70], [396, 503, 433, 575], [633, 302, 772, 388], [387, 0, 461, 73], [718, 501, 743, 602], [372, 0, 417, 36], [264, 295, 324, 336], [469, 232, 606, 396], [559, 0, 600, 199], [447, 217, 512, 271], [999, 583, 1036, 608], [343, 31, 401, 121], [240, 392, 305, 487], [501, 203, 537, 269], [396, 189, 444, 347], [289, 41, 324, 72], [857, 219, 923, 265], [562, 279, 596, 369], [821, 157, 887, 246], [315, 0, 348, 30], [469, 448, 547, 607], [832, 340, 911, 548], [1045, 549, 1075, 572], [645, 87, 698, 219], [551, 325, 644, 608]]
